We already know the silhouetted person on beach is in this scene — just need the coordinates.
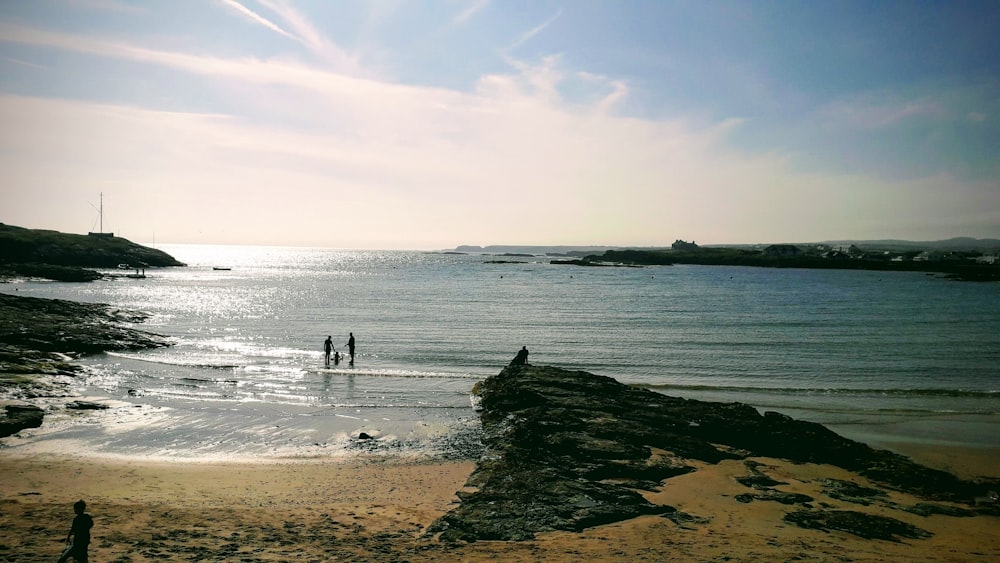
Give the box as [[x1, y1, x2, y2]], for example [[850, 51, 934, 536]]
[[324, 336, 333, 367], [334, 349, 341, 365], [510, 346, 529, 366], [346, 332, 356, 364], [58, 500, 93, 563]]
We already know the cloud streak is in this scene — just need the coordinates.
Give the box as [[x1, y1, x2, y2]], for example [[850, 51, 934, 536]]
[[256, 0, 361, 73], [217, 0, 297, 42], [452, 0, 491, 26], [504, 9, 562, 53]]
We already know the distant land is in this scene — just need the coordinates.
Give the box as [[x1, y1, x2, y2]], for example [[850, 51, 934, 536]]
[[0, 223, 185, 282], [450, 245, 642, 256], [732, 237, 1000, 252], [449, 238, 1000, 256], [449, 238, 999, 281]]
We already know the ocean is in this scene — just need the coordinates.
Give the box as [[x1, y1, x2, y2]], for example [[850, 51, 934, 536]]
[[3, 244, 999, 460]]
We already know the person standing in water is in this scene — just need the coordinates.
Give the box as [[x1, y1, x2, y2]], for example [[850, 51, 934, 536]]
[[58, 500, 93, 563], [323, 336, 333, 367], [346, 332, 356, 364]]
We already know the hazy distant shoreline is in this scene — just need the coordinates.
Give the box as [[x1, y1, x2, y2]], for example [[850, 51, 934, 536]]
[[448, 237, 1000, 256]]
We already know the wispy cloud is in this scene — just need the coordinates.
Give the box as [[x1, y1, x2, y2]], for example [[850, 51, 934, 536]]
[[821, 96, 946, 130], [69, 0, 146, 14], [0, 22, 381, 104], [504, 9, 562, 53], [452, 0, 491, 26], [256, 0, 361, 73], [217, 0, 298, 41], [1, 56, 47, 70], [966, 111, 987, 123]]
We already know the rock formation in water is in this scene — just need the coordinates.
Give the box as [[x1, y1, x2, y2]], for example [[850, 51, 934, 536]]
[[428, 364, 998, 542], [0, 293, 171, 437]]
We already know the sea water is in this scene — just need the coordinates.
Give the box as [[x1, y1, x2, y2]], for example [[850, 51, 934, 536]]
[[2, 244, 998, 460]]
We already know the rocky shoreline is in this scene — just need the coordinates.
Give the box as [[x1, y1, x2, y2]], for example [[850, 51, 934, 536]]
[[429, 364, 999, 542], [0, 292, 171, 437]]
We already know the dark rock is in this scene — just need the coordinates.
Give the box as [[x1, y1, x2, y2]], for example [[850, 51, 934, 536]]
[[0, 293, 170, 355], [66, 401, 110, 410], [901, 503, 976, 517], [736, 490, 815, 505], [733, 462, 813, 505], [431, 365, 996, 542], [783, 509, 932, 541], [736, 489, 816, 505], [0, 263, 103, 282], [736, 474, 787, 489], [0, 404, 44, 438], [820, 479, 889, 506]]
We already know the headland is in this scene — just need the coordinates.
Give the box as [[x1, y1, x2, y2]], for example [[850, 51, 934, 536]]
[[0, 223, 185, 282]]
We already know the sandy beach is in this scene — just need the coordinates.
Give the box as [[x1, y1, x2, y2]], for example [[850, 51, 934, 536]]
[[1, 442, 997, 562]]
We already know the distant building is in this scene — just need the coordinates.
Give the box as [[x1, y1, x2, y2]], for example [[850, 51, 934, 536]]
[[762, 244, 801, 257], [672, 239, 699, 251], [822, 250, 851, 260]]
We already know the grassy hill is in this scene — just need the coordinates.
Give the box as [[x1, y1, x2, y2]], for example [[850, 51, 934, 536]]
[[0, 223, 185, 269]]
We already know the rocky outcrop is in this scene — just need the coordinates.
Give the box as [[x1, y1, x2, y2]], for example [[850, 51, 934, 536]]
[[0, 293, 171, 437], [0, 263, 104, 282], [429, 365, 998, 542], [0, 404, 44, 437], [0, 293, 170, 355]]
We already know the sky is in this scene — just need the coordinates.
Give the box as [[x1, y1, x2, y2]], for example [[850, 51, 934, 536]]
[[1, 1, 998, 250]]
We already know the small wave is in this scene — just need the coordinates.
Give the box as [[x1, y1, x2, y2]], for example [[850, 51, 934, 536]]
[[636, 382, 999, 399], [773, 405, 1000, 416], [304, 404, 476, 412], [302, 366, 482, 379], [177, 377, 239, 385], [105, 352, 481, 380], [106, 352, 242, 370]]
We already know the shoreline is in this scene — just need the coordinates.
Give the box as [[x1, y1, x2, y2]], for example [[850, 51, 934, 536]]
[[3, 380, 998, 561], [1, 444, 997, 562]]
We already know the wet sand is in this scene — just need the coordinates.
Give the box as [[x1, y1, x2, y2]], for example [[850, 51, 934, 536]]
[[1, 443, 997, 562]]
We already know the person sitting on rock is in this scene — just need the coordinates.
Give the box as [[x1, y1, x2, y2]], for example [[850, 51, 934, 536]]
[[510, 346, 529, 366]]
